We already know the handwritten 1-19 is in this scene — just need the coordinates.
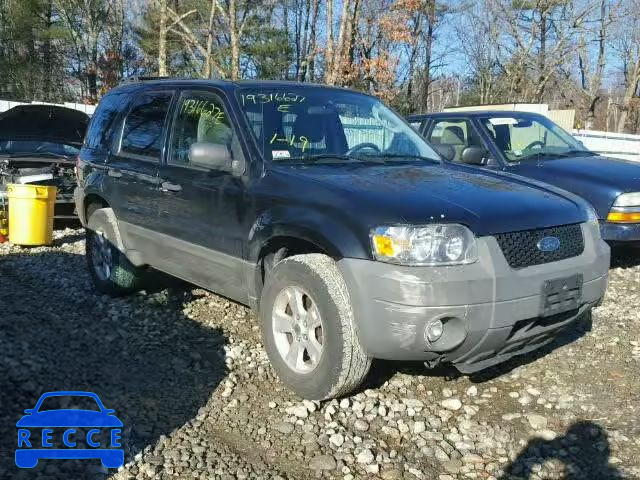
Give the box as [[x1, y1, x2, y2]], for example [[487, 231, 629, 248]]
[[270, 133, 309, 152], [241, 92, 306, 105]]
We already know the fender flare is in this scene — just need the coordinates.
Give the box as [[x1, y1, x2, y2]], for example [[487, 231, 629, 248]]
[[244, 207, 371, 307], [246, 206, 371, 264]]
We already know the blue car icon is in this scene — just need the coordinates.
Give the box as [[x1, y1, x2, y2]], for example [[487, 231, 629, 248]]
[[15, 391, 124, 468]]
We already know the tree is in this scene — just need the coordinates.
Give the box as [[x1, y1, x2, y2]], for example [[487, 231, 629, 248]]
[[577, 0, 618, 129], [157, 0, 168, 76], [456, 0, 505, 105], [0, 0, 68, 101], [490, 0, 595, 102], [56, 0, 121, 102], [324, 0, 354, 85], [612, 0, 640, 132]]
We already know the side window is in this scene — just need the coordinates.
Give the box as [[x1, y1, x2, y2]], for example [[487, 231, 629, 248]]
[[169, 91, 235, 166], [428, 119, 483, 163], [118, 91, 173, 160], [85, 91, 128, 149], [409, 120, 423, 131]]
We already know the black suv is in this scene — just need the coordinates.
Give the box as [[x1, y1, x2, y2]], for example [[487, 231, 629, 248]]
[[75, 79, 609, 399]]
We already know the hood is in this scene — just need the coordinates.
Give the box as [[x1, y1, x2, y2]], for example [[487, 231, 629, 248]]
[[273, 162, 587, 236], [0, 105, 89, 146], [509, 155, 640, 217], [16, 409, 122, 428]]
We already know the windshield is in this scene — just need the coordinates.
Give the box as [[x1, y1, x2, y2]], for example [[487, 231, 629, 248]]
[[478, 115, 590, 162], [0, 140, 79, 157], [236, 87, 439, 163]]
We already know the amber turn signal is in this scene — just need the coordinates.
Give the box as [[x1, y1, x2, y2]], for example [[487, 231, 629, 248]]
[[607, 211, 640, 223]]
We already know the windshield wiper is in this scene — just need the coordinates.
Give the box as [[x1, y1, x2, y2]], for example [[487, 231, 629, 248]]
[[372, 153, 440, 163], [293, 154, 351, 161], [517, 150, 598, 160], [555, 149, 598, 157], [285, 153, 440, 165], [2, 152, 71, 160], [287, 154, 384, 164]]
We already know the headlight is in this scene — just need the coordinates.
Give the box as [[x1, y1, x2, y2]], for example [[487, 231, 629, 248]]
[[613, 192, 640, 207], [608, 192, 640, 223], [371, 224, 478, 266]]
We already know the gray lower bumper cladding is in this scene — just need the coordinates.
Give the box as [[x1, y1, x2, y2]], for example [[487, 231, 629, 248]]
[[338, 222, 610, 373]]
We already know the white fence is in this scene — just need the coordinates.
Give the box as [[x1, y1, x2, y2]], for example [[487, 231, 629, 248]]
[[572, 129, 640, 162], [0, 99, 96, 116]]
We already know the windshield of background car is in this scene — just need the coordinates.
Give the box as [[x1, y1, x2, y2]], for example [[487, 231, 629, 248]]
[[236, 87, 440, 163], [37, 395, 101, 412], [0, 140, 79, 157], [478, 115, 589, 162]]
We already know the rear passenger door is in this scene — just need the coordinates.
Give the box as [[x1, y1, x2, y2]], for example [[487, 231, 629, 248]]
[[108, 90, 174, 248], [153, 89, 248, 301]]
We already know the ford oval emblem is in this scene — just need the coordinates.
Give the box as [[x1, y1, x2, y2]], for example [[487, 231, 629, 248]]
[[537, 236, 561, 252]]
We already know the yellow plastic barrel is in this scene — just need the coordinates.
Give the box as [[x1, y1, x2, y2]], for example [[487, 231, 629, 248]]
[[7, 184, 57, 246]]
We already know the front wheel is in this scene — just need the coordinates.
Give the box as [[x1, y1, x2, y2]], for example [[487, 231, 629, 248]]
[[260, 254, 372, 400]]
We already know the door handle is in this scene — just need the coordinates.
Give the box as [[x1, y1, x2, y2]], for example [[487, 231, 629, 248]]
[[107, 169, 122, 178], [161, 181, 182, 192]]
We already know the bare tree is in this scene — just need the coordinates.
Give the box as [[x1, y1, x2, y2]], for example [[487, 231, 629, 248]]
[[56, 0, 115, 102], [165, 4, 222, 78], [490, 0, 595, 102], [612, 0, 640, 132], [325, 0, 353, 85], [577, 0, 619, 129], [157, 0, 167, 76], [298, 0, 320, 81], [457, 0, 507, 105]]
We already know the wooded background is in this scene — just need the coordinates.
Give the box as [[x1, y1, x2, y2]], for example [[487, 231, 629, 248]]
[[0, 0, 638, 133]]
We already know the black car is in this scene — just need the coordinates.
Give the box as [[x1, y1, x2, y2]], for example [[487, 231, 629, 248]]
[[75, 79, 609, 399], [408, 111, 640, 244], [0, 104, 89, 219]]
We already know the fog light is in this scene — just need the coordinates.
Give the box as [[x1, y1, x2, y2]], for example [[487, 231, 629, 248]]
[[425, 319, 444, 343]]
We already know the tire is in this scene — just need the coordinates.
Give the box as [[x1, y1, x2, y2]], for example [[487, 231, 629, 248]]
[[260, 254, 372, 400], [86, 207, 144, 296]]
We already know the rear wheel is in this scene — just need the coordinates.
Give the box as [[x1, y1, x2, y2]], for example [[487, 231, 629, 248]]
[[260, 254, 371, 399], [86, 207, 144, 296]]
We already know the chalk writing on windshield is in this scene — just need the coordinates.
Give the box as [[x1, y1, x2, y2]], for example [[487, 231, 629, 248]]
[[269, 133, 309, 152], [241, 92, 306, 106], [180, 99, 225, 125]]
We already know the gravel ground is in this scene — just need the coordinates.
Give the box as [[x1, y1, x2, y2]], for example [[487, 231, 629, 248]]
[[1, 227, 639, 480]]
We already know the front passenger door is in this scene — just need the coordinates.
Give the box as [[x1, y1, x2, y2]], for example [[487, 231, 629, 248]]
[[154, 90, 248, 302]]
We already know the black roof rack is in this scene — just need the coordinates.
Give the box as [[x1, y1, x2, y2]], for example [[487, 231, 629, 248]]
[[119, 76, 178, 84]]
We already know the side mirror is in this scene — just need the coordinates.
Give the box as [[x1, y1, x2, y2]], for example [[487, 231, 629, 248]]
[[461, 146, 488, 165], [189, 142, 238, 173], [433, 144, 455, 161], [104, 409, 115, 414], [24, 409, 34, 414]]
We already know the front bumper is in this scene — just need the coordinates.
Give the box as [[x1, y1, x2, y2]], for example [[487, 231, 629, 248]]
[[600, 221, 640, 243], [338, 222, 610, 373]]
